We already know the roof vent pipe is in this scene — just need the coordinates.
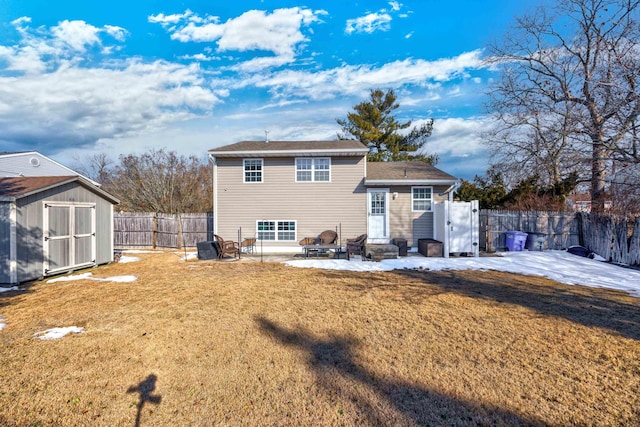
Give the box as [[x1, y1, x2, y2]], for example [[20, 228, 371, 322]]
[[265, 130, 269, 143]]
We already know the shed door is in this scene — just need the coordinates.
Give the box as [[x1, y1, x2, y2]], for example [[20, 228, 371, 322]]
[[45, 205, 71, 273], [44, 203, 96, 275], [74, 206, 95, 265]]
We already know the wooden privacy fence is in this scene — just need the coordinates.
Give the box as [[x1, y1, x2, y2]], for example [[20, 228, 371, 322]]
[[114, 212, 214, 249], [579, 214, 640, 267], [480, 210, 580, 252], [481, 209, 640, 267]]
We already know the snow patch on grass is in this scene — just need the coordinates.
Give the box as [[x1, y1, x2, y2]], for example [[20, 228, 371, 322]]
[[47, 273, 137, 283], [34, 326, 84, 340]]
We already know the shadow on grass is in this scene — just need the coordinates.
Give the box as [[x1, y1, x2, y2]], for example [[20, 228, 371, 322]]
[[127, 374, 161, 427], [390, 269, 640, 341], [256, 316, 541, 426], [0, 282, 37, 309]]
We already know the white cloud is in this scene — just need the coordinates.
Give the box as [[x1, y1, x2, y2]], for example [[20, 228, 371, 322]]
[[232, 54, 295, 72], [170, 21, 224, 43], [0, 60, 219, 150], [389, 2, 402, 12], [243, 50, 485, 100], [426, 116, 493, 178], [0, 18, 131, 74], [429, 117, 489, 157], [148, 9, 198, 26], [104, 25, 128, 42], [153, 8, 325, 58], [11, 16, 31, 26], [180, 53, 220, 61], [150, 8, 326, 71], [0, 44, 48, 74], [0, 19, 220, 152], [51, 20, 101, 51], [345, 12, 392, 35]]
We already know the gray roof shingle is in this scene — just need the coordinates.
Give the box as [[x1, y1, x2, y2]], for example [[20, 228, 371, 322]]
[[366, 161, 457, 182], [209, 140, 368, 156]]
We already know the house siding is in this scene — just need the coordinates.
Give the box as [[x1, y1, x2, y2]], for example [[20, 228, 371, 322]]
[[0, 153, 79, 178], [11, 182, 114, 283], [387, 185, 451, 246], [215, 156, 367, 246]]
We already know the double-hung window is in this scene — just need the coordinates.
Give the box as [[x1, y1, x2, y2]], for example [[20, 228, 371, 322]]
[[412, 187, 433, 212], [257, 220, 296, 241], [295, 158, 330, 182], [244, 159, 263, 183]]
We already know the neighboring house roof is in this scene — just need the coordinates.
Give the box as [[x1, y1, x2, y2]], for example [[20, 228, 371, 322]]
[[365, 161, 458, 186], [0, 151, 100, 187], [209, 140, 369, 157], [0, 175, 119, 204], [567, 193, 592, 203]]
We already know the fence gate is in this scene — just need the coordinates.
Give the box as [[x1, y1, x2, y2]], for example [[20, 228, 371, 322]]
[[43, 202, 96, 275], [434, 200, 480, 257]]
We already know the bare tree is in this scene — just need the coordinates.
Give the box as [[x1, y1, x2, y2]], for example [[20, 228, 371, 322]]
[[487, 0, 640, 212], [72, 153, 115, 185], [107, 149, 212, 213], [485, 85, 588, 187]]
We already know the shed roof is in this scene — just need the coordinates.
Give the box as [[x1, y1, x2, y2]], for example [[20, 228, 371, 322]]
[[0, 176, 119, 204], [365, 161, 458, 185], [209, 140, 368, 157]]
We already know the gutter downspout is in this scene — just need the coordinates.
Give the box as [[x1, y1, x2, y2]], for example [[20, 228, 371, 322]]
[[208, 154, 217, 237], [439, 180, 461, 203]]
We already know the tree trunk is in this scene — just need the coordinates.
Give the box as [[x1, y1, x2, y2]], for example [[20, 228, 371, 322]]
[[591, 141, 607, 213]]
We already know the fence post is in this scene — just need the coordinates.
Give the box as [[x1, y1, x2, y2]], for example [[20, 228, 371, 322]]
[[177, 214, 183, 250], [152, 213, 158, 250]]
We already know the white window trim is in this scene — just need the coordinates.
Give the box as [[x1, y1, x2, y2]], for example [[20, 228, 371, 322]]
[[295, 157, 331, 183], [243, 158, 264, 183], [256, 220, 297, 241], [411, 186, 433, 212]]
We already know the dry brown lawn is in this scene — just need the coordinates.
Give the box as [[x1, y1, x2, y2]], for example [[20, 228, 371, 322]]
[[0, 251, 639, 426]]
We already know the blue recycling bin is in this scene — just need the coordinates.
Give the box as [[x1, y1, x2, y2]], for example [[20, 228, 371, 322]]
[[504, 231, 528, 251]]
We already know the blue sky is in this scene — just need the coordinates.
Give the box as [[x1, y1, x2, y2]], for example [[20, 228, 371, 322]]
[[0, 0, 540, 178]]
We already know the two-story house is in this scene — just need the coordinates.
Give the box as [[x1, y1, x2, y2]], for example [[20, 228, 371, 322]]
[[208, 140, 459, 252]]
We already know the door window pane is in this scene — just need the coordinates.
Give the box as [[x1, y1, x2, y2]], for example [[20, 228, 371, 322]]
[[371, 193, 385, 215]]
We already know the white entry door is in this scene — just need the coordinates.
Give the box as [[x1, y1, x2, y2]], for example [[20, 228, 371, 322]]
[[367, 189, 389, 242]]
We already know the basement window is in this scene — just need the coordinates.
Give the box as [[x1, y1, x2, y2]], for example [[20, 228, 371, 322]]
[[257, 220, 296, 241]]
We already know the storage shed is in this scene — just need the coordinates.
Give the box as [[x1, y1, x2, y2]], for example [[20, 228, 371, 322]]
[[0, 176, 119, 285]]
